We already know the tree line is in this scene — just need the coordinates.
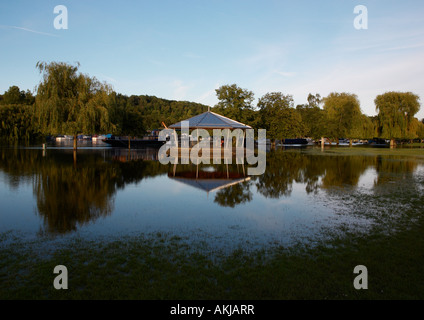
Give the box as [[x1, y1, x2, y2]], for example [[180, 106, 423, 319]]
[[1, 61, 423, 144], [214, 84, 423, 144]]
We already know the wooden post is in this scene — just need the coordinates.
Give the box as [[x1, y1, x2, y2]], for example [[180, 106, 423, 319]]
[[73, 135, 77, 150], [73, 149, 77, 167]]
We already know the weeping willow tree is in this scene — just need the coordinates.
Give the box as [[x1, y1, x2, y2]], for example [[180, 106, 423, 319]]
[[323, 92, 363, 144], [35, 61, 114, 149], [375, 92, 421, 145]]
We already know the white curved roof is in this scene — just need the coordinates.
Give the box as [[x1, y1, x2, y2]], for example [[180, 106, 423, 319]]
[[169, 111, 252, 130]]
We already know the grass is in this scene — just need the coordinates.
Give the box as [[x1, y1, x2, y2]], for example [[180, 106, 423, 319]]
[[292, 145, 424, 159], [1, 213, 424, 300]]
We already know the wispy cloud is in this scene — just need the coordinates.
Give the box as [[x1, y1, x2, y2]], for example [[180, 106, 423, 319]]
[[0, 25, 60, 38], [98, 73, 117, 84], [197, 87, 217, 105], [274, 71, 296, 77], [172, 80, 191, 101]]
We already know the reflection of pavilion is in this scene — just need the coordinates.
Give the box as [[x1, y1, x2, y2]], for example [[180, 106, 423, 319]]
[[168, 164, 251, 194], [108, 148, 160, 162]]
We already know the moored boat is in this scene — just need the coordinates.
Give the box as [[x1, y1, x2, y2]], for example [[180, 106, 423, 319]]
[[102, 135, 166, 148], [281, 138, 309, 146]]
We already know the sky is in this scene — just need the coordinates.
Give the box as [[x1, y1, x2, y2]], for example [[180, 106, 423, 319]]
[[1, 0, 424, 118]]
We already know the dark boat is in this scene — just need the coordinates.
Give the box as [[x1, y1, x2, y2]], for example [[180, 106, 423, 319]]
[[102, 135, 166, 148], [282, 138, 309, 146], [368, 138, 389, 148]]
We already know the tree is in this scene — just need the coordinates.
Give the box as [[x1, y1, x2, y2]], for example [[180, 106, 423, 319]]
[[1, 86, 35, 105], [214, 84, 255, 125], [0, 86, 37, 141], [296, 93, 326, 139], [258, 92, 305, 141], [323, 92, 363, 142], [122, 104, 145, 149], [35, 61, 113, 149], [375, 92, 421, 144], [416, 119, 424, 141], [307, 93, 322, 109], [0, 104, 38, 141]]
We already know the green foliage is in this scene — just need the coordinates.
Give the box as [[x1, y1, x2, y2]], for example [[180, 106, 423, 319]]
[[296, 93, 327, 139], [1, 64, 421, 143], [0, 104, 38, 141], [108, 93, 208, 135], [323, 92, 363, 139], [258, 92, 305, 140], [349, 114, 375, 139], [0, 86, 35, 105], [35, 61, 113, 136], [375, 92, 421, 139], [214, 84, 256, 127], [416, 120, 424, 140]]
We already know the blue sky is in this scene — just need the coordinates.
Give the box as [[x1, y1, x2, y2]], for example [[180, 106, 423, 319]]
[[1, 0, 424, 118]]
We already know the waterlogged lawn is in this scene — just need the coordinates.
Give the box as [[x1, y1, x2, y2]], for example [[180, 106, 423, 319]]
[[1, 203, 424, 300]]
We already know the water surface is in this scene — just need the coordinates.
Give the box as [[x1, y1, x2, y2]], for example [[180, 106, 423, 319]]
[[1, 142, 423, 253]]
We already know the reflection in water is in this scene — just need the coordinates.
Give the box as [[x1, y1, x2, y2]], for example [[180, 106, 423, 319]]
[[374, 155, 419, 186], [0, 147, 423, 235], [34, 162, 116, 234], [214, 181, 253, 208], [320, 156, 376, 191], [0, 148, 168, 234], [168, 163, 252, 207]]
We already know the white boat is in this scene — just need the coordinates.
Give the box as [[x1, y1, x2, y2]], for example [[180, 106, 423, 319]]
[[56, 135, 73, 141]]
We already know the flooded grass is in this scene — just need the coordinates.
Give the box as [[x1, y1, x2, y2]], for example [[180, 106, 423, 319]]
[[302, 145, 424, 158], [1, 206, 424, 300]]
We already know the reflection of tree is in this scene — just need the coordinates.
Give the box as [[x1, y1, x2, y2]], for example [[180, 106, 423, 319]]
[[34, 154, 170, 234], [0, 148, 41, 190], [1, 147, 423, 231], [374, 155, 419, 186], [320, 156, 375, 190], [301, 156, 327, 194], [255, 151, 307, 198], [214, 181, 252, 208], [254, 151, 378, 198], [34, 162, 116, 234], [115, 159, 169, 188], [0, 148, 170, 234]]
